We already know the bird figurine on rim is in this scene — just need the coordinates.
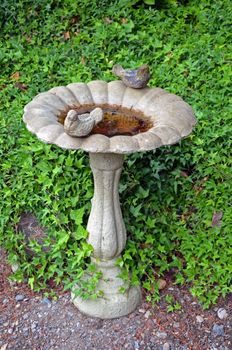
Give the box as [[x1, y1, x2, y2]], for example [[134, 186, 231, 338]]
[[64, 107, 103, 137], [112, 64, 150, 89]]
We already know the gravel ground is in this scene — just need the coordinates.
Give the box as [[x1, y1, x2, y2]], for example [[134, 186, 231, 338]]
[[0, 247, 231, 350]]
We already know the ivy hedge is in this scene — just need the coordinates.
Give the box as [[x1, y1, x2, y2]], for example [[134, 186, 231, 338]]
[[0, 0, 231, 308]]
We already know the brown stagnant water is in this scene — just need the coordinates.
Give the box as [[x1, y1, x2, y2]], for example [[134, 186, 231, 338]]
[[58, 105, 153, 137]]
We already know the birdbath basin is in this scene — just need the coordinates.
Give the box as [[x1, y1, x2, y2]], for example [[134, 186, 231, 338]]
[[23, 80, 196, 319]]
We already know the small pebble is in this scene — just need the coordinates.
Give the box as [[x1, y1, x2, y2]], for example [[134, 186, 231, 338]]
[[31, 322, 38, 329], [15, 294, 25, 302], [217, 308, 228, 320], [163, 343, 171, 350], [2, 299, 9, 304], [11, 263, 19, 273], [134, 340, 139, 349], [41, 297, 52, 307], [156, 331, 167, 339], [173, 322, 180, 328], [212, 324, 224, 337], [196, 315, 204, 323], [22, 327, 29, 336], [144, 310, 151, 318], [139, 309, 146, 313], [1, 345, 8, 350]]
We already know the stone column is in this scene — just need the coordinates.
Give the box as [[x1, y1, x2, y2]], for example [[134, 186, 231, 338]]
[[72, 152, 141, 319]]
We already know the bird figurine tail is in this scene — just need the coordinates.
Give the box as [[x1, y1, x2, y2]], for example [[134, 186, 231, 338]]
[[112, 64, 125, 78]]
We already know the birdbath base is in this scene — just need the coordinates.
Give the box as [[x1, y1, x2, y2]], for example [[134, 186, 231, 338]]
[[71, 152, 141, 318], [72, 258, 141, 319]]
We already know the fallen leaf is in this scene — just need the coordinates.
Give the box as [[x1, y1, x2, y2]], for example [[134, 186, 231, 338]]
[[63, 31, 70, 40], [10, 71, 20, 80], [212, 211, 223, 227], [74, 30, 80, 36], [180, 171, 188, 178], [70, 15, 79, 24], [14, 82, 28, 91], [0, 84, 6, 91], [24, 35, 31, 43], [81, 56, 86, 65], [104, 17, 113, 24], [121, 18, 128, 24]]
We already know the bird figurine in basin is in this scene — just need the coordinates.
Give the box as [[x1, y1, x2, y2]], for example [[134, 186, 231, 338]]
[[64, 107, 103, 137], [112, 64, 150, 89]]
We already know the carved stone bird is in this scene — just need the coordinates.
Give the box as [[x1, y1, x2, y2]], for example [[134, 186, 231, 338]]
[[112, 64, 150, 89], [64, 107, 103, 137]]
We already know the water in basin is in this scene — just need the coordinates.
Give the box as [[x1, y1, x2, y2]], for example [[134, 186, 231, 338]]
[[58, 105, 153, 137]]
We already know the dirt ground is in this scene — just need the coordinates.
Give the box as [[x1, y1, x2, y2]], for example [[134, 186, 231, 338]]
[[0, 246, 231, 350]]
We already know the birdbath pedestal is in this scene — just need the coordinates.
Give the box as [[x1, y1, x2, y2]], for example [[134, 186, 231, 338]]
[[23, 80, 196, 319], [75, 152, 141, 318]]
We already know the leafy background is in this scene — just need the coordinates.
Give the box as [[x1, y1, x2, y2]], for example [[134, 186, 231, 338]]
[[0, 0, 231, 308]]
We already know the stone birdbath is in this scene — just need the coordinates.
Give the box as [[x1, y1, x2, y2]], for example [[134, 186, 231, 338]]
[[23, 78, 196, 319]]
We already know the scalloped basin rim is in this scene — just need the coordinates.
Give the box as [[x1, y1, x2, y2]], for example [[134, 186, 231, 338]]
[[23, 80, 197, 154]]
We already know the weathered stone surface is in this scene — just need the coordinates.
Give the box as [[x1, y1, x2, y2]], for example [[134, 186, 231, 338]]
[[90, 107, 103, 124], [133, 88, 167, 111], [64, 111, 94, 137], [87, 153, 126, 259], [150, 125, 181, 145], [23, 80, 197, 320], [81, 134, 110, 153], [112, 64, 150, 89], [64, 108, 103, 138], [72, 153, 141, 318], [87, 80, 108, 104], [55, 132, 84, 149], [27, 117, 59, 134], [23, 80, 196, 153], [107, 80, 126, 105], [49, 86, 79, 106], [72, 258, 141, 319], [33, 92, 67, 111], [23, 108, 56, 123], [67, 82, 93, 105], [110, 135, 140, 153], [134, 132, 162, 151], [121, 86, 149, 109], [37, 124, 63, 143], [24, 101, 60, 115]]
